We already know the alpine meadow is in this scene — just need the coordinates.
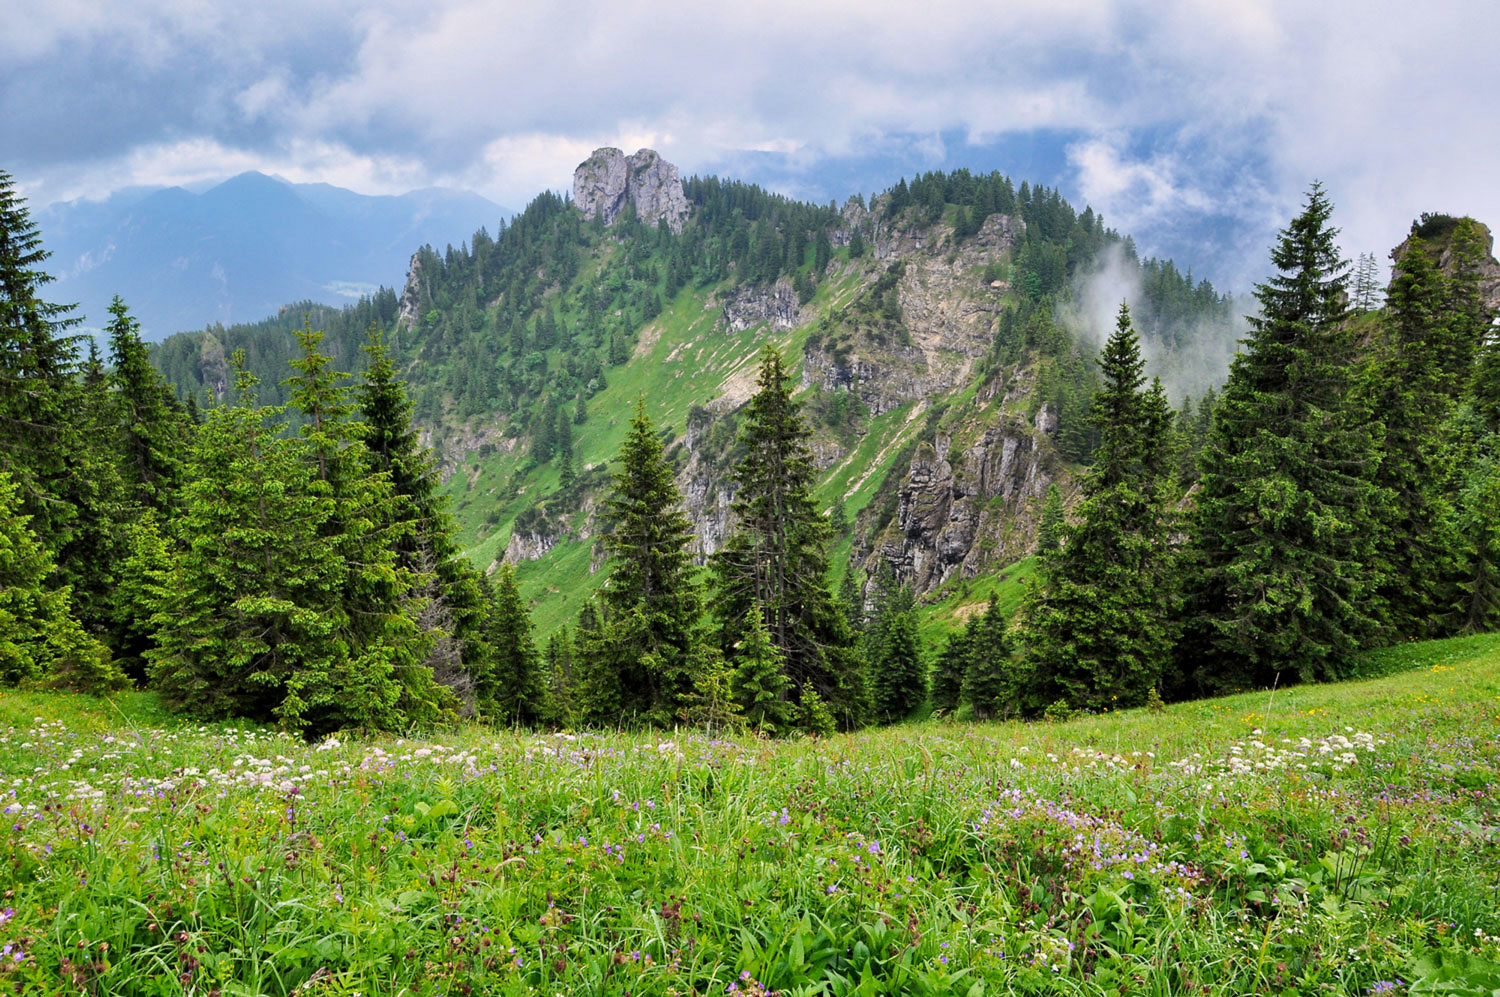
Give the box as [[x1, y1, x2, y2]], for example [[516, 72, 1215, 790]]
[[4, 36, 1500, 991]]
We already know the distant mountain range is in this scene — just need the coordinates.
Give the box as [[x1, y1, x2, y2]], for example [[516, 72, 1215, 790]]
[[37, 172, 507, 340]]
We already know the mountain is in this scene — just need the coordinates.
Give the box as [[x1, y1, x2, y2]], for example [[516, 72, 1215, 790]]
[[37, 173, 507, 340], [151, 150, 1247, 639]]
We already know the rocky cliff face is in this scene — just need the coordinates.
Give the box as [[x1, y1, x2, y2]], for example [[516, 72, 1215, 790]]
[[873, 414, 1053, 593], [720, 276, 804, 333], [572, 148, 690, 235], [502, 528, 559, 566], [802, 211, 1019, 416], [397, 251, 424, 329], [1390, 217, 1500, 314]]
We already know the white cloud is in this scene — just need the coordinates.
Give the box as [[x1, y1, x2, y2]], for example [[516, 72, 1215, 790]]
[[32, 138, 431, 206], [6, 0, 1499, 287]]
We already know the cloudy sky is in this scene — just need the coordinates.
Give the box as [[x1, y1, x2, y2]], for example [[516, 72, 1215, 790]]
[[4, 0, 1496, 290]]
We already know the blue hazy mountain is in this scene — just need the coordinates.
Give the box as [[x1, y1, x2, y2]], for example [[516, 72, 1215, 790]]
[[37, 173, 507, 340]]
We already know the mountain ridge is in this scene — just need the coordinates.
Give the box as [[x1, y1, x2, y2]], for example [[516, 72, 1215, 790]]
[[37, 172, 508, 339], [153, 149, 1256, 641]]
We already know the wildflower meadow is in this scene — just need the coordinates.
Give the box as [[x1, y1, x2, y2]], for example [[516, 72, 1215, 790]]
[[1, 633, 1497, 995]]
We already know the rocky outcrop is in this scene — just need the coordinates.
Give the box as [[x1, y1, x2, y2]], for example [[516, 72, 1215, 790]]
[[835, 198, 870, 247], [797, 211, 1021, 417], [572, 148, 690, 235], [397, 251, 424, 329], [503, 528, 560, 564], [421, 422, 517, 483], [1392, 217, 1500, 315], [877, 417, 1051, 593], [681, 472, 734, 558], [720, 277, 803, 332], [800, 343, 929, 416]]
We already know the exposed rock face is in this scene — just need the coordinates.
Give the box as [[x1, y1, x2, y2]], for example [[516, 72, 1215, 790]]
[[421, 422, 517, 483], [572, 148, 690, 235], [799, 211, 1021, 417], [836, 198, 869, 247], [720, 277, 803, 332], [801, 344, 929, 416], [880, 418, 1051, 592], [681, 471, 734, 558], [397, 251, 424, 329], [503, 528, 559, 564], [1390, 218, 1500, 315]]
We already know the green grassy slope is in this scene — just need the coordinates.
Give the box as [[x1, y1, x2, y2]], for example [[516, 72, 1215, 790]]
[[2, 632, 1496, 994]]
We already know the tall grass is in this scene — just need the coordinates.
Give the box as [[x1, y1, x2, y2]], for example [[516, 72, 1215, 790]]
[[1, 633, 1497, 994]]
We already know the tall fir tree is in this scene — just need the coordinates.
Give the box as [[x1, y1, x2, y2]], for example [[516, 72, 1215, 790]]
[[597, 400, 703, 724], [151, 349, 441, 735], [1181, 185, 1382, 691], [285, 322, 447, 730], [1441, 218, 1490, 385], [0, 173, 128, 657], [357, 325, 493, 708], [107, 295, 189, 513], [150, 358, 355, 727], [60, 331, 131, 650], [1360, 236, 1467, 636], [0, 470, 121, 692], [482, 564, 544, 723], [1021, 304, 1176, 712], [1035, 484, 1065, 554], [1454, 439, 1500, 634], [0, 170, 84, 554], [930, 616, 973, 715], [728, 604, 792, 734], [960, 594, 1013, 719], [543, 627, 575, 727], [711, 347, 866, 727], [865, 580, 926, 723]]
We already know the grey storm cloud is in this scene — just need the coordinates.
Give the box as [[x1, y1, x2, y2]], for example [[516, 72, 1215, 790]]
[[4, 0, 1499, 289]]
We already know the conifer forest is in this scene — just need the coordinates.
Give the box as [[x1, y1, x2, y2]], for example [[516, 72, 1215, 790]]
[[2, 152, 1499, 994]]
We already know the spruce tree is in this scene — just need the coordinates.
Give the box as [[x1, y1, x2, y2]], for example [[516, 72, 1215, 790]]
[[543, 627, 575, 726], [1441, 219, 1490, 385], [0, 471, 121, 692], [1473, 331, 1500, 436], [0, 170, 84, 553], [838, 562, 864, 634], [1360, 236, 1468, 635], [960, 594, 1013, 719], [107, 295, 188, 513], [483, 564, 544, 724], [151, 350, 439, 735], [357, 326, 492, 705], [150, 359, 353, 727], [866, 585, 925, 723], [599, 400, 703, 723], [60, 331, 131, 650], [1455, 444, 1500, 634], [1035, 484, 1065, 554], [930, 617, 973, 714], [573, 599, 632, 726], [711, 347, 866, 726], [285, 322, 444, 730], [1182, 185, 1382, 691], [1021, 305, 1176, 711], [729, 605, 792, 734], [677, 643, 745, 733]]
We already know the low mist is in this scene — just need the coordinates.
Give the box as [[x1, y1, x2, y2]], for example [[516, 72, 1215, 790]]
[[1056, 244, 1255, 407]]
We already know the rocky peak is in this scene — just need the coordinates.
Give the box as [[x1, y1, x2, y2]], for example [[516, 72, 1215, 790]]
[[572, 147, 690, 235], [397, 251, 424, 329], [1390, 216, 1500, 315]]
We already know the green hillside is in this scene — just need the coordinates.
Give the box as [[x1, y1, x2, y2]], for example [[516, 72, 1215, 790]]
[[151, 167, 1233, 644]]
